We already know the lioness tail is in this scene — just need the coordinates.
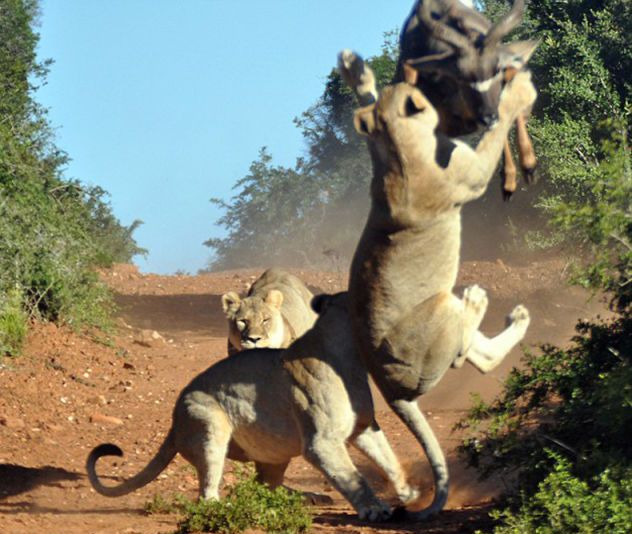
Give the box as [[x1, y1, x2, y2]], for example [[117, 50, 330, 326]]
[[86, 430, 176, 497]]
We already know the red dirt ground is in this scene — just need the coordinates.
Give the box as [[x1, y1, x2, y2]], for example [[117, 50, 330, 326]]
[[0, 260, 607, 533]]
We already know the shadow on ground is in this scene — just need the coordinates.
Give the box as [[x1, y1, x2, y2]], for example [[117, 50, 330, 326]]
[[0, 464, 81, 499], [114, 293, 226, 337], [315, 504, 496, 533]]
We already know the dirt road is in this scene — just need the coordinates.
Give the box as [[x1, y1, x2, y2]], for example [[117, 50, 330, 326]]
[[0, 260, 605, 533]]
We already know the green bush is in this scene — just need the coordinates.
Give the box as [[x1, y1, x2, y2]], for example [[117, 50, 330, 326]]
[[487, 453, 632, 534], [175, 475, 312, 534], [0, 0, 144, 339], [0, 288, 28, 357], [144, 493, 187, 515]]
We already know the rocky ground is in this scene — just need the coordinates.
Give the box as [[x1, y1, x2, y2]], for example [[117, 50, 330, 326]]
[[0, 259, 607, 533]]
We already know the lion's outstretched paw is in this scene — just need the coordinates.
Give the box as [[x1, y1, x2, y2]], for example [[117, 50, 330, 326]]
[[509, 304, 530, 326], [338, 49, 361, 75], [463, 284, 488, 316], [358, 500, 392, 522]]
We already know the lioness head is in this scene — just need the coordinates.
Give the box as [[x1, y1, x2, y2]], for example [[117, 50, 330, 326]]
[[353, 82, 439, 141], [221, 290, 285, 350]]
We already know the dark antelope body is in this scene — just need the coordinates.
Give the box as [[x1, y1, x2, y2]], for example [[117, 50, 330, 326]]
[[397, 0, 539, 198]]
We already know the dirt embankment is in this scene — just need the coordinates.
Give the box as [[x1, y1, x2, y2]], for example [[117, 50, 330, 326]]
[[0, 260, 606, 533]]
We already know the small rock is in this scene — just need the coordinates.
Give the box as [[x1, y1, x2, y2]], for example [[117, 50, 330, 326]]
[[0, 416, 25, 429], [90, 413, 124, 426], [133, 329, 165, 348], [496, 258, 510, 272], [87, 395, 108, 405]]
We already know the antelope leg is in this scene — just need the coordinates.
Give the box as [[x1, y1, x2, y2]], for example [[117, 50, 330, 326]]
[[501, 138, 517, 201], [516, 113, 537, 184]]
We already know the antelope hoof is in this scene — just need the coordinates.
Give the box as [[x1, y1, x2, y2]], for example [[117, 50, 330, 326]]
[[502, 188, 514, 202], [522, 164, 538, 185]]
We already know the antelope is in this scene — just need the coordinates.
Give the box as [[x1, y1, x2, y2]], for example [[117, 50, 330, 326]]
[[397, 0, 538, 199]]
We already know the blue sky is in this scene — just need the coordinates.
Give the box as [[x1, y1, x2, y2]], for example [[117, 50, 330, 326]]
[[37, 0, 413, 273]]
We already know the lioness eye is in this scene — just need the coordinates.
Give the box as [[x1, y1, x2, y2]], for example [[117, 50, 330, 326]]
[[262, 318, 270, 325]]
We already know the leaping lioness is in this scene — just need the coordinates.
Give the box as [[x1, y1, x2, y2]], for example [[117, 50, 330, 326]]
[[340, 50, 535, 519]]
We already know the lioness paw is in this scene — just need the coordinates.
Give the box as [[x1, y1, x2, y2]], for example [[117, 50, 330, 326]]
[[463, 285, 488, 314], [509, 304, 530, 325], [337, 49, 377, 106], [507, 305, 530, 336], [338, 49, 361, 79], [358, 500, 392, 522], [398, 485, 421, 505]]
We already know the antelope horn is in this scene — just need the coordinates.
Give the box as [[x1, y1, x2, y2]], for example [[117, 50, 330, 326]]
[[484, 0, 525, 47], [417, 0, 474, 56]]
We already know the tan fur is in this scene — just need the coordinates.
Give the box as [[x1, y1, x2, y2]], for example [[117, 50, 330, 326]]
[[86, 293, 417, 522], [221, 269, 317, 355], [340, 51, 534, 519]]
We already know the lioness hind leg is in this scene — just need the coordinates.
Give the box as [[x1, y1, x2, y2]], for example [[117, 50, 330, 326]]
[[352, 423, 419, 505], [388, 399, 448, 520], [465, 305, 531, 373], [302, 440, 391, 522], [255, 461, 288, 489], [181, 407, 232, 500], [453, 285, 489, 369], [255, 461, 333, 505]]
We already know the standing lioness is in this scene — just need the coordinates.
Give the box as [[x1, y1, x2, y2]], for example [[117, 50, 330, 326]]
[[87, 293, 417, 521], [222, 268, 317, 354], [340, 51, 535, 519]]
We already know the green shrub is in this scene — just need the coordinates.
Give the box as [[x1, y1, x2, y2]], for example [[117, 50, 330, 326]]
[[144, 493, 187, 515], [487, 453, 632, 534], [0, 0, 145, 335], [176, 475, 312, 534], [0, 288, 28, 357], [459, 313, 632, 494]]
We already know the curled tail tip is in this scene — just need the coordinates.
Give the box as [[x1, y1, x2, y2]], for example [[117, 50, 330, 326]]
[[88, 443, 123, 462], [86, 443, 125, 496]]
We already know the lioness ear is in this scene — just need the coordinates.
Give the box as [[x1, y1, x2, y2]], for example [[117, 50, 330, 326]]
[[354, 105, 376, 136], [221, 291, 241, 316], [264, 289, 284, 310], [311, 294, 331, 314]]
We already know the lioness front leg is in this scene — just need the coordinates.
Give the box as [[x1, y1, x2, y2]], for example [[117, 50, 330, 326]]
[[302, 439, 391, 521], [352, 423, 420, 505], [337, 49, 378, 106]]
